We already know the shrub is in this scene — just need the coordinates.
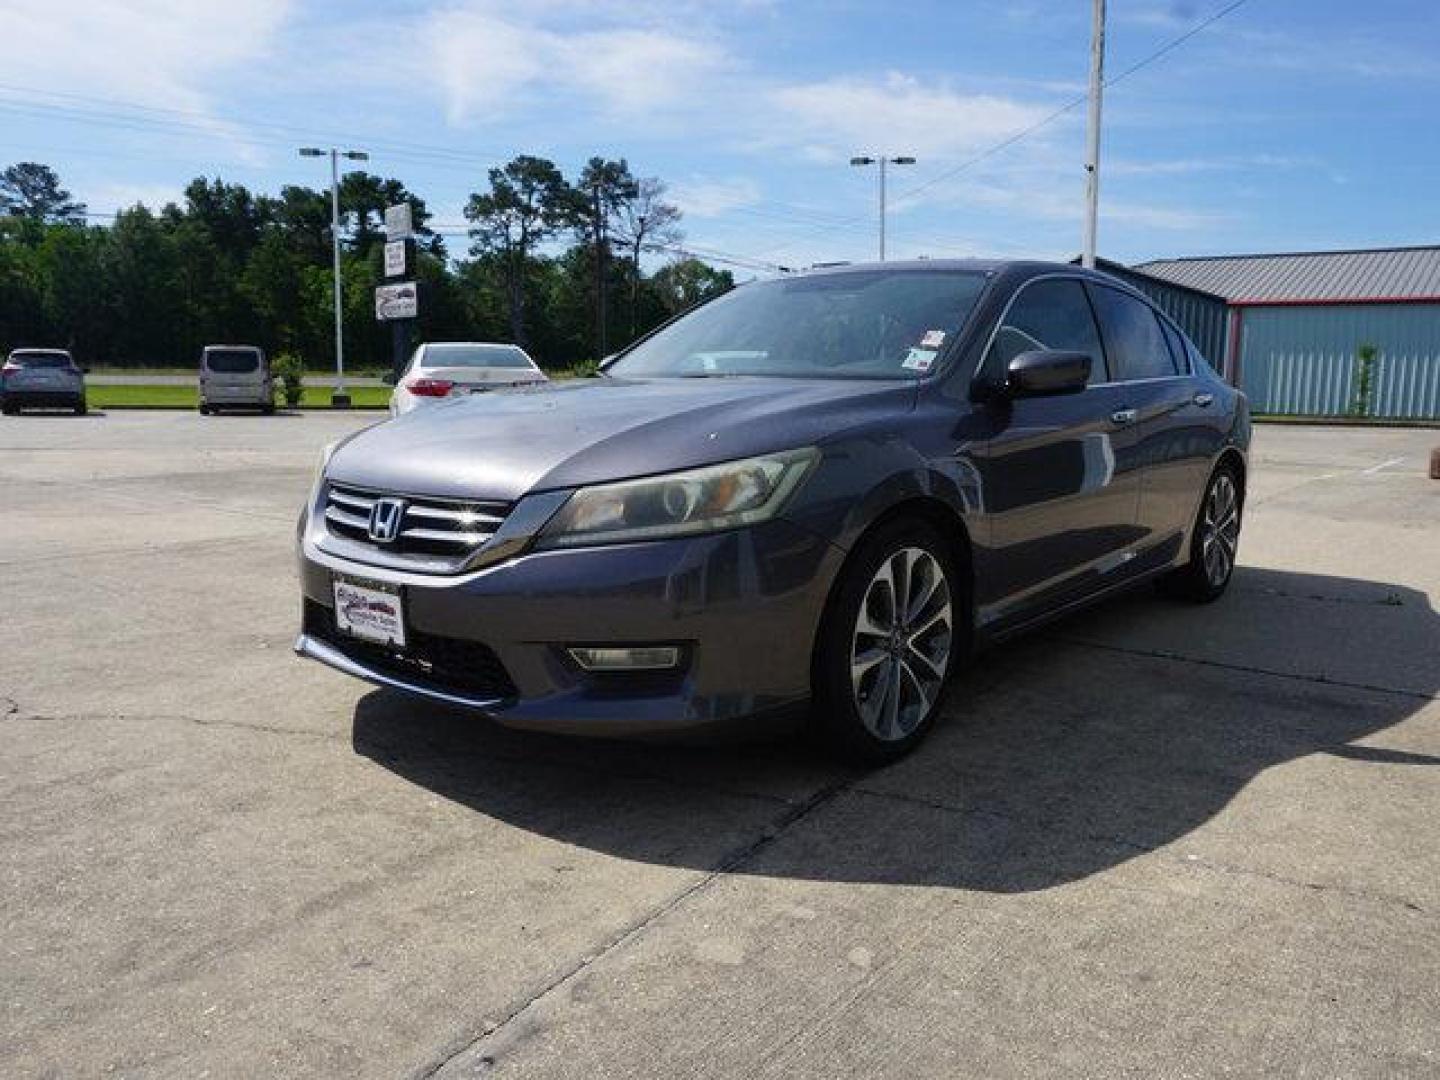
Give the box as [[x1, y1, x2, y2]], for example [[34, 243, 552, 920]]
[[1351, 343, 1378, 417], [272, 352, 306, 407]]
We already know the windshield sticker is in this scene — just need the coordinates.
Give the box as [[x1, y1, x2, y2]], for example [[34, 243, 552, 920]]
[[902, 348, 935, 372], [920, 329, 946, 349]]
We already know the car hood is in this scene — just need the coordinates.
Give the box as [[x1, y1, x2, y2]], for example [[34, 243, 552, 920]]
[[329, 376, 916, 501]]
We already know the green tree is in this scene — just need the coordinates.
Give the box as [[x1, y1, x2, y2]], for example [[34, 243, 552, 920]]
[[36, 225, 107, 360], [650, 258, 735, 316], [181, 177, 271, 262], [103, 206, 177, 364], [0, 163, 86, 224], [612, 176, 683, 336], [340, 172, 441, 258], [573, 158, 638, 359], [464, 155, 576, 346]]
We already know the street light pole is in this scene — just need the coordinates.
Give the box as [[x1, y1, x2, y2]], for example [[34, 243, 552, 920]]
[[1082, 0, 1106, 269], [299, 146, 369, 407], [850, 155, 916, 261]]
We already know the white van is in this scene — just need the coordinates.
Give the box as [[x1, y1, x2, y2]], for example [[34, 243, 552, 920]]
[[200, 345, 273, 415]]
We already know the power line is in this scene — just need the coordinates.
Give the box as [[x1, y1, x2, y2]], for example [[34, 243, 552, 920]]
[[752, 0, 1251, 258], [0, 83, 516, 171], [897, 0, 1251, 204], [0, 99, 512, 178]]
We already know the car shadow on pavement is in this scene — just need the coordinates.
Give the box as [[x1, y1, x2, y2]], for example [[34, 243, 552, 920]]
[[351, 567, 1439, 893]]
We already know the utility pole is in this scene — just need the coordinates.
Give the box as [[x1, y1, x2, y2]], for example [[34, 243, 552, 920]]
[[299, 146, 369, 406], [1082, 0, 1106, 269], [849, 155, 916, 261]]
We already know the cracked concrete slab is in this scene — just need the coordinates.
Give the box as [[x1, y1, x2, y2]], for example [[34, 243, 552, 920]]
[[2, 414, 1438, 1078]]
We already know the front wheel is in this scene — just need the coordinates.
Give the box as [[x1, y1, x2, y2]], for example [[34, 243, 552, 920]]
[[1160, 463, 1242, 603], [813, 519, 963, 763]]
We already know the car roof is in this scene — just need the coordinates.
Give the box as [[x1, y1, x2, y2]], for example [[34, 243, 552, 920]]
[[790, 257, 1121, 281], [203, 344, 262, 351], [421, 341, 527, 349], [786, 258, 1158, 308], [10, 347, 72, 356]]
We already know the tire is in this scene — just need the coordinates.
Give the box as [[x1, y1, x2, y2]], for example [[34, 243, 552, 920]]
[[1159, 462, 1243, 603], [199, 403, 210, 416], [262, 402, 276, 415], [812, 518, 965, 764], [73, 398, 87, 416], [1, 402, 16, 416]]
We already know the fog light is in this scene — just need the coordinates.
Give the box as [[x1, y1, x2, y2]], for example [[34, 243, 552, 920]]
[[568, 646, 681, 672]]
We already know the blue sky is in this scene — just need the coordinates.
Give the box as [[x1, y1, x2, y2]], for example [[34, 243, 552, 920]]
[[3, 0, 1438, 275]]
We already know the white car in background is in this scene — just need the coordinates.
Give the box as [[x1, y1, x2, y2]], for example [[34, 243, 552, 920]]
[[389, 342, 548, 416]]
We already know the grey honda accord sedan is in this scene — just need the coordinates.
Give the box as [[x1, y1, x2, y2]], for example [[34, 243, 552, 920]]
[[296, 260, 1249, 760]]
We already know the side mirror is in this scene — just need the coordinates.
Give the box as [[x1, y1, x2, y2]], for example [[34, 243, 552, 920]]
[[1006, 350, 1091, 398]]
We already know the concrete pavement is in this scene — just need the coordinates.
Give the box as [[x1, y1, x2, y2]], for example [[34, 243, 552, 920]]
[[1, 412, 1437, 1077]]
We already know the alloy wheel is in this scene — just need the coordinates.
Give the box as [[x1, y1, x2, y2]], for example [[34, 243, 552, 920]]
[[850, 546, 953, 742], [1201, 472, 1240, 587]]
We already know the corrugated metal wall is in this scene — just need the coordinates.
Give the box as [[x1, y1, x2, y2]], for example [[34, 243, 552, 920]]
[[1103, 266, 1232, 374], [1239, 303, 1440, 418]]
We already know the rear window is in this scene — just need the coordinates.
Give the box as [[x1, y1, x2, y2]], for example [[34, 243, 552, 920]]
[[205, 349, 261, 374], [9, 352, 73, 369], [421, 344, 533, 369]]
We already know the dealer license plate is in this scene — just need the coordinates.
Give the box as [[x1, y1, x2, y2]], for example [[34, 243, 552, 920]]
[[333, 576, 406, 647]]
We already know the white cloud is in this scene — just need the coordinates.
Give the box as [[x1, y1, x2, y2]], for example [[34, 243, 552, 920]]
[[771, 73, 1056, 159], [0, 0, 291, 162], [668, 176, 762, 218], [421, 2, 727, 125], [1107, 153, 1315, 176], [0, 0, 290, 112]]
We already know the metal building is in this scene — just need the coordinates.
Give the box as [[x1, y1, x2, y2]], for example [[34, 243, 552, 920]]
[[1134, 246, 1440, 420]]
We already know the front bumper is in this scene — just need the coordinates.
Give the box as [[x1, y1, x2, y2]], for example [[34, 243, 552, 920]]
[[296, 520, 845, 736]]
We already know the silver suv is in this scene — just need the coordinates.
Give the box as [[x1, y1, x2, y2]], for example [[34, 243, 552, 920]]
[[1, 349, 87, 415]]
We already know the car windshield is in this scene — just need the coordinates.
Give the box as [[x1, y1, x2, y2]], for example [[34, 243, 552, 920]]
[[10, 353, 72, 369], [422, 344, 532, 369], [206, 349, 260, 374], [609, 269, 989, 379]]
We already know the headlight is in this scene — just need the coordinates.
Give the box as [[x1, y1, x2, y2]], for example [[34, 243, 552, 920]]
[[536, 448, 819, 548]]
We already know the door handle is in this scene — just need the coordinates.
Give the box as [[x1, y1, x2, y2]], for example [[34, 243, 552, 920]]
[[1110, 408, 1137, 426], [1193, 392, 1214, 407]]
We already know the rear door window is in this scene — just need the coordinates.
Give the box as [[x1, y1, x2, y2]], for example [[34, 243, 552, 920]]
[[205, 350, 261, 374], [982, 278, 1108, 386], [1087, 285, 1179, 381]]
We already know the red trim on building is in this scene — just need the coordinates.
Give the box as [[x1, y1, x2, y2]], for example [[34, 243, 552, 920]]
[[1229, 295, 1440, 308]]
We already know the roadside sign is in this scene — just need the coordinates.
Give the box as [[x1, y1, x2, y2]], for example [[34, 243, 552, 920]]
[[383, 203, 413, 240], [375, 282, 418, 321], [384, 239, 407, 277]]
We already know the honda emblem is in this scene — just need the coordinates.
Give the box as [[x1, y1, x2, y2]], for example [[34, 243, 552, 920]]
[[367, 497, 406, 543]]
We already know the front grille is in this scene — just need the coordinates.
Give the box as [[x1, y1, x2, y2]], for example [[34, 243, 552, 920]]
[[304, 599, 517, 700], [324, 482, 511, 560]]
